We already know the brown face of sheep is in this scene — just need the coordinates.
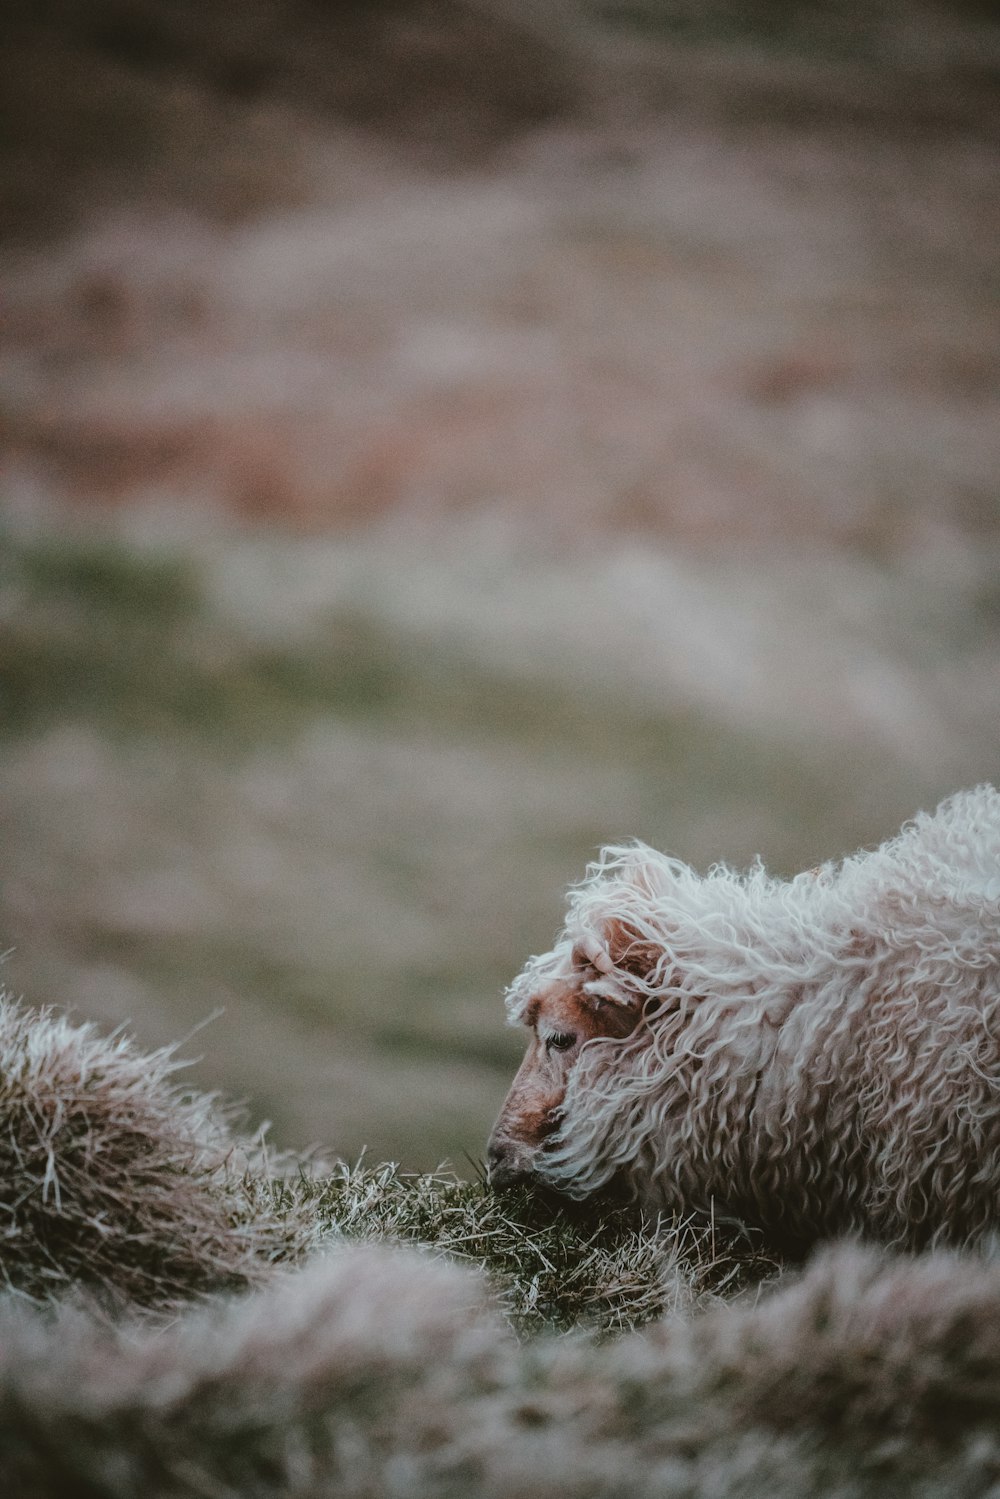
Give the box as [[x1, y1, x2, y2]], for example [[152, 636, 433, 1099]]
[[487, 973, 640, 1192]]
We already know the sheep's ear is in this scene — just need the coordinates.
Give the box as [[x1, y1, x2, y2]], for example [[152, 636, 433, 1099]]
[[601, 917, 662, 984]]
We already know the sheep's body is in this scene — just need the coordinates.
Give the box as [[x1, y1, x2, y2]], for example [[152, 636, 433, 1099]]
[[503, 786, 1000, 1250]]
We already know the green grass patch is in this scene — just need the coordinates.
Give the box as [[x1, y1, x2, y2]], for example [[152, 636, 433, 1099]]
[[16, 537, 201, 619]]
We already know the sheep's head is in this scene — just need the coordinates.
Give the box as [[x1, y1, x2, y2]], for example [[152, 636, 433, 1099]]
[[487, 923, 651, 1192]]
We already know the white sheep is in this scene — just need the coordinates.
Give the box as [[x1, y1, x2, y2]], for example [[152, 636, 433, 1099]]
[[489, 786, 1000, 1251]]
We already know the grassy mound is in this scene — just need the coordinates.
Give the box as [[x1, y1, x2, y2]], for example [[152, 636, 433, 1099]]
[[0, 991, 308, 1309], [282, 1162, 777, 1336]]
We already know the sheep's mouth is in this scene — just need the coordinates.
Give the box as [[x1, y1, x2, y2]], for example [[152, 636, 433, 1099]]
[[490, 1162, 637, 1223]]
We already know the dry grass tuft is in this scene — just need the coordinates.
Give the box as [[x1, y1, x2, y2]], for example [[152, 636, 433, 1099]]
[[287, 1161, 778, 1335], [0, 991, 309, 1310]]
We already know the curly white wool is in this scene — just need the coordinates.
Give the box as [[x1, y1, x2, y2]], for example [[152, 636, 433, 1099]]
[[506, 786, 1000, 1249]]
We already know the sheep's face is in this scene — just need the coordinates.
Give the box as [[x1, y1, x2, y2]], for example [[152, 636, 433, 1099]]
[[487, 939, 641, 1192]]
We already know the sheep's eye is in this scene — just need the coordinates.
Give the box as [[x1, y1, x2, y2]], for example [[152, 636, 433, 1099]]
[[545, 1032, 576, 1053]]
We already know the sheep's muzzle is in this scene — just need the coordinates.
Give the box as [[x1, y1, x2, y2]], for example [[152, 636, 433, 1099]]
[[485, 1139, 536, 1191]]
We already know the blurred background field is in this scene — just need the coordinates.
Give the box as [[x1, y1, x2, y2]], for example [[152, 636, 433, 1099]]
[[0, 0, 998, 1170]]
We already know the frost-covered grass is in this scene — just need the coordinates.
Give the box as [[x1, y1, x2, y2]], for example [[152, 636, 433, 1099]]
[[278, 1162, 778, 1336], [0, 990, 311, 1310]]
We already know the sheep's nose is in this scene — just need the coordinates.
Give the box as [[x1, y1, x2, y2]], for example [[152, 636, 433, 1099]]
[[486, 1142, 532, 1192]]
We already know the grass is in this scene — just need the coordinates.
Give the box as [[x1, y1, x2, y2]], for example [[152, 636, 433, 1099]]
[[0, 990, 311, 1310], [282, 1161, 779, 1336]]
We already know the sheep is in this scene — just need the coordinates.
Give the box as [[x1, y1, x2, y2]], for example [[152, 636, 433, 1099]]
[[488, 785, 1000, 1252]]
